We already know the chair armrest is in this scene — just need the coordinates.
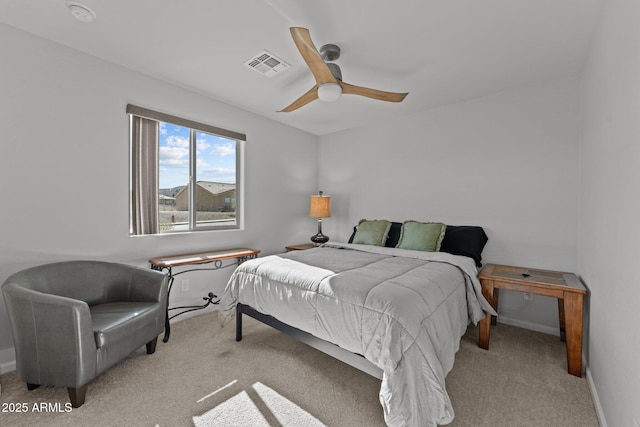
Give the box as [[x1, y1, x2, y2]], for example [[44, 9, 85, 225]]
[[2, 282, 97, 387], [127, 266, 168, 304]]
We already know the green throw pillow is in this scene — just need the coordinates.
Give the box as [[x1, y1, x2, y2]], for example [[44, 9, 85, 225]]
[[352, 219, 391, 246], [396, 221, 446, 252]]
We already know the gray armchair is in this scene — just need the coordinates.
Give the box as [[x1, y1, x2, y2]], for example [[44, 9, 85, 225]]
[[1, 260, 168, 407]]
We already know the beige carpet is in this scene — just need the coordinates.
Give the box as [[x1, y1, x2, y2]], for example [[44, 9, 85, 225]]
[[0, 311, 598, 426]]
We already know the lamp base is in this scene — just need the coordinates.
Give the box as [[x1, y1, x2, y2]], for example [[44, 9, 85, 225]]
[[310, 233, 329, 246]]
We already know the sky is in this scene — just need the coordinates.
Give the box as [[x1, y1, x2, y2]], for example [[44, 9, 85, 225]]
[[158, 121, 236, 189]]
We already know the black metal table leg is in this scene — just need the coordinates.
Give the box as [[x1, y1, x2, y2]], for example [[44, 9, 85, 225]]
[[161, 267, 174, 342]]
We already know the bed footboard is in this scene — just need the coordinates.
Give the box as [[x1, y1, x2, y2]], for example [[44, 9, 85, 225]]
[[234, 302, 383, 379]]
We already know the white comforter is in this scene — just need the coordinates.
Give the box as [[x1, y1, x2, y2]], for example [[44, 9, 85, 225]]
[[220, 243, 496, 427]]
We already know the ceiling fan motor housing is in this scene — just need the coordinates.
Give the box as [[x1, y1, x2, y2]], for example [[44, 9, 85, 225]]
[[326, 63, 342, 81], [320, 44, 341, 62]]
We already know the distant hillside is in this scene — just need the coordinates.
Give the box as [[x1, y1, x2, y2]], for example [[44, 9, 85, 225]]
[[159, 186, 185, 197]]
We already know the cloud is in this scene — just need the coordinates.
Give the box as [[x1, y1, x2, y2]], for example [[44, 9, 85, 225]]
[[160, 145, 188, 168], [199, 167, 236, 182], [197, 138, 211, 151], [210, 142, 235, 157], [158, 135, 235, 173], [166, 135, 189, 148]]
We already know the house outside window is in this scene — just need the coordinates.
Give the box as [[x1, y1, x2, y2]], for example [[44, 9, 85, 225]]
[[128, 105, 245, 235]]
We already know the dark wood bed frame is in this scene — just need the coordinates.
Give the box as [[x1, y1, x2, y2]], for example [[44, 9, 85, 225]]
[[235, 302, 383, 380]]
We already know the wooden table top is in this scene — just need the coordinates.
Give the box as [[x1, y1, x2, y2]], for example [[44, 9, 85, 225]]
[[285, 243, 316, 251], [479, 263, 586, 294], [149, 248, 260, 268]]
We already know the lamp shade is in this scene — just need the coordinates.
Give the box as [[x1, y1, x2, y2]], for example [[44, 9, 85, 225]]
[[309, 193, 331, 218]]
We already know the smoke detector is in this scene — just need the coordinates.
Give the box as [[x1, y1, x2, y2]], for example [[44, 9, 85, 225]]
[[66, 2, 96, 23]]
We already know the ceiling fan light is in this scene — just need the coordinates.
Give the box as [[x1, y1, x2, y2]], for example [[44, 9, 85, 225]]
[[317, 83, 342, 102]]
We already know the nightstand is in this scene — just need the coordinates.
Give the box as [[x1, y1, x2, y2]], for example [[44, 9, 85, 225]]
[[285, 243, 316, 252], [477, 263, 587, 377]]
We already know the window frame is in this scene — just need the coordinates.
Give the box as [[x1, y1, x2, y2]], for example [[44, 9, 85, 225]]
[[128, 104, 245, 236]]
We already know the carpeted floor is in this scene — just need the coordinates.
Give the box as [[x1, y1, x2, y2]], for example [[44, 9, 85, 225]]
[[0, 311, 599, 426]]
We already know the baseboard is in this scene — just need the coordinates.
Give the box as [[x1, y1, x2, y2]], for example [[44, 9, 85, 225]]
[[0, 348, 16, 374], [586, 367, 607, 427], [497, 315, 560, 336]]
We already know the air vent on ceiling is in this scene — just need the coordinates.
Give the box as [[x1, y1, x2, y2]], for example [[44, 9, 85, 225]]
[[243, 50, 290, 78]]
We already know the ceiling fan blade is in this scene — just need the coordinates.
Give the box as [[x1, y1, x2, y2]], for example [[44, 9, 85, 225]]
[[340, 81, 408, 103], [290, 27, 338, 85], [278, 86, 319, 112]]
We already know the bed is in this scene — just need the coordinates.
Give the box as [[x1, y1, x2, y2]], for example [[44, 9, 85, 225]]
[[219, 221, 496, 426]]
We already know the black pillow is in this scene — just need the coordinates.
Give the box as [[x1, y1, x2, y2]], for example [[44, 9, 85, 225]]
[[440, 225, 488, 267], [384, 221, 403, 247], [349, 222, 487, 267]]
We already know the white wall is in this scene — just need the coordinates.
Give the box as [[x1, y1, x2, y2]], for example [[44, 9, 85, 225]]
[[0, 24, 318, 371], [579, 0, 640, 426], [318, 77, 581, 334]]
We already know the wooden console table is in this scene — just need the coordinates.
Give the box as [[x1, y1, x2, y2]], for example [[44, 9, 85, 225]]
[[149, 248, 260, 342], [478, 263, 587, 377]]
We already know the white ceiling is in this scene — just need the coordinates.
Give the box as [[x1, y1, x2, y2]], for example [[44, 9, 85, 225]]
[[0, 0, 604, 136]]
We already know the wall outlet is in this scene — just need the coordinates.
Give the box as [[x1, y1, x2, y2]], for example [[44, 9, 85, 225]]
[[181, 280, 190, 292], [523, 293, 534, 302]]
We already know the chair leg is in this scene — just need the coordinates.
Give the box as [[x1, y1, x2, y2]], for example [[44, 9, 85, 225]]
[[27, 383, 40, 390], [146, 337, 158, 354], [67, 384, 88, 408]]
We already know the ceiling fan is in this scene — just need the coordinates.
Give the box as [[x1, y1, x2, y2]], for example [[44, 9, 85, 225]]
[[279, 27, 408, 112]]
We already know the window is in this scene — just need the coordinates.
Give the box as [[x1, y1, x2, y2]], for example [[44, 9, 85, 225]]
[[128, 105, 244, 235]]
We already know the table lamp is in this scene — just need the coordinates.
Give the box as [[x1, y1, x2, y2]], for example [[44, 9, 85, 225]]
[[309, 191, 331, 245]]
